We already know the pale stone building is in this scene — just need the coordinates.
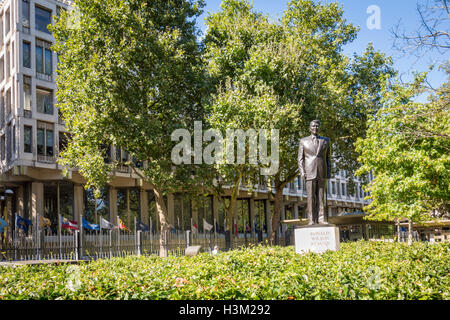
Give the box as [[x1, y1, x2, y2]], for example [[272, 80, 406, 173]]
[[0, 0, 392, 245]]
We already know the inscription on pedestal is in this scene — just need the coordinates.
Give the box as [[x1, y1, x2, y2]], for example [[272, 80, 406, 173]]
[[295, 225, 340, 254]]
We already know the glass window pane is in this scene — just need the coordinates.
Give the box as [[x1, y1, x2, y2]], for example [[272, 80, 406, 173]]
[[117, 188, 128, 223], [35, 6, 51, 33], [24, 126, 32, 153], [46, 129, 53, 156], [23, 42, 31, 68], [60, 182, 74, 220], [37, 128, 44, 155], [36, 89, 52, 115], [22, 1, 30, 26], [36, 46, 43, 73], [44, 49, 52, 75], [23, 78, 32, 111], [129, 189, 140, 230]]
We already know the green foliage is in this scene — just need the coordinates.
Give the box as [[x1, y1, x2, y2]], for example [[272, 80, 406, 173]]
[[356, 71, 450, 222], [51, 0, 206, 195], [1, 242, 448, 300], [203, 0, 395, 240]]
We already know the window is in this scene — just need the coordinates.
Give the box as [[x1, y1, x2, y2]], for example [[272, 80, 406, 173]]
[[0, 57, 3, 82], [35, 6, 51, 34], [7, 124, 11, 161], [37, 122, 53, 157], [22, 1, 30, 27], [23, 41, 31, 68], [6, 89, 11, 116], [1, 135, 5, 160], [6, 43, 10, 79], [12, 125, 16, 158], [331, 181, 336, 194], [5, 9, 10, 35], [115, 147, 129, 162], [342, 183, 346, 197], [23, 76, 32, 112], [59, 131, 69, 155], [24, 125, 32, 153], [36, 40, 52, 77], [0, 92, 4, 128], [36, 88, 53, 114]]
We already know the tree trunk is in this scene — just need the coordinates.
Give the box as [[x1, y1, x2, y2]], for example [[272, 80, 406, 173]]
[[224, 195, 237, 251], [270, 187, 284, 245], [407, 219, 413, 246], [153, 188, 170, 257]]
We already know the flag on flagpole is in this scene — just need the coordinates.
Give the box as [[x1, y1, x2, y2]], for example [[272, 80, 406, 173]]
[[100, 217, 114, 230], [136, 218, 150, 232], [0, 217, 7, 233], [40, 216, 51, 228], [203, 218, 213, 232], [16, 214, 32, 234], [61, 215, 79, 231], [82, 217, 100, 231], [118, 218, 130, 231]]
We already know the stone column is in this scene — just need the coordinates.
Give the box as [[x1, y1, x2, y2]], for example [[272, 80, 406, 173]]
[[73, 184, 84, 225], [109, 187, 118, 224], [140, 189, 148, 223], [293, 203, 299, 219], [16, 185, 24, 217], [31, 182, 44, 222]]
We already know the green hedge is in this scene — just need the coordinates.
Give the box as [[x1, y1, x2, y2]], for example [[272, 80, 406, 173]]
[[0, 241, 448, 300]]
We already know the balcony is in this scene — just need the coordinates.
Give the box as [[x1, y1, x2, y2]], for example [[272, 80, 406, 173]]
[[36, 72, 53, 82], [37, 154, 56, 164]]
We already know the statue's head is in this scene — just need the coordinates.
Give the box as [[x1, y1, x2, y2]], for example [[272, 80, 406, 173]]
[[309, 120, 320, 135]]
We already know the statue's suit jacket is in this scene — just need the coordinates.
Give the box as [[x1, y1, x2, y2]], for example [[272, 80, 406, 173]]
[[298, 135, 331, 181]]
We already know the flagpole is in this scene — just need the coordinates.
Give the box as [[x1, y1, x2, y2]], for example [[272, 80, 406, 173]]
[[150, 216, 153, 254], [79, 214, 83, 260], [14, 213, 17, 261], [134, 216, 137, 256], [58, 214, 62, 259], [117, 216, 120, 256], [99, 217, 102, 259]]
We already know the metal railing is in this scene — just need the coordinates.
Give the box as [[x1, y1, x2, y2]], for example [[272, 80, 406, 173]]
[[0, 229, 280, 262]]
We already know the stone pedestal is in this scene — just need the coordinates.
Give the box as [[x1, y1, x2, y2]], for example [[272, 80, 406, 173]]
[[294, 224, 340, 254]]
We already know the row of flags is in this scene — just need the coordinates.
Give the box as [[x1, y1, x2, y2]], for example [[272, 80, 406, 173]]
[[0, 214, 150, 235], [2, 214, 253, 235]]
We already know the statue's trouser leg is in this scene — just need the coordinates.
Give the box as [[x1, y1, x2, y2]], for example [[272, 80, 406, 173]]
[[317, 179, 327, 223], [306, 179, 317, 224]]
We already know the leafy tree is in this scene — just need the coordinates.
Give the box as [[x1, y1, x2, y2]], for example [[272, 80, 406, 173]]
[[356, 70, 450, 244], [51, 0, 206, 256], [204, 0, 394, 244]]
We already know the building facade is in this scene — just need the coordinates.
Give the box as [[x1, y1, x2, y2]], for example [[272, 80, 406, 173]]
[[0, 0, 394, 247]]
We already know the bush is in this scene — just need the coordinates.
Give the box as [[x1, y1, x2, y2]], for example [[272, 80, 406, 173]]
[[0, 241, 448, 300]]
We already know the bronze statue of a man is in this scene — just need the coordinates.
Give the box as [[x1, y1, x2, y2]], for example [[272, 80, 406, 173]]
[[298, 120, 331, 225]]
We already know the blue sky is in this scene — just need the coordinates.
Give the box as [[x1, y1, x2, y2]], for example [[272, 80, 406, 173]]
[[196, 0, 449, 92]]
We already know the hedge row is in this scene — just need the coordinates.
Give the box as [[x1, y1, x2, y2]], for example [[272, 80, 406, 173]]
[[0, 241, 448, 300]]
